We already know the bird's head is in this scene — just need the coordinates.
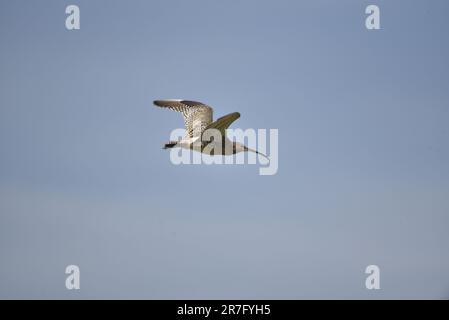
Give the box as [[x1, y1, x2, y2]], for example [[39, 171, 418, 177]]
[[232, 142, 247, 154], [233, 142, 269, 161]]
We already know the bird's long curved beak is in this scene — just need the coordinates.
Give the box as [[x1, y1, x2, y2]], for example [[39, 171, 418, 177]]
[[245, 147, 270, 162]]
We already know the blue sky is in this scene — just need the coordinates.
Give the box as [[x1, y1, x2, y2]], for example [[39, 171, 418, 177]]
[[1, 0, 449, 298]]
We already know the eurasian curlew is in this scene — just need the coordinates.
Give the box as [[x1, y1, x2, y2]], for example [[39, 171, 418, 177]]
[[154, 99, 268, 160]]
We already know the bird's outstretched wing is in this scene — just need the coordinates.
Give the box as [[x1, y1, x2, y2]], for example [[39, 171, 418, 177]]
[[205, 112, 240, 140], [154, 100, 213, 138]]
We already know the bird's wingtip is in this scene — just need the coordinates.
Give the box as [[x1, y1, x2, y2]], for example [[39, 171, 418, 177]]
[[153, 99, 184, 107]]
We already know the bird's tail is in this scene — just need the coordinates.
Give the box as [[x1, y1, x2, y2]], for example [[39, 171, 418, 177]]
[[163, 141, 178, 149]]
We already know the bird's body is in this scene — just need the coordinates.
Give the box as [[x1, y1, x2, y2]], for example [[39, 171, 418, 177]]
[[154, 99, 268, 159]]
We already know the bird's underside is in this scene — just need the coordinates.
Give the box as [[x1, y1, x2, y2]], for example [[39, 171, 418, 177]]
[[153, 99, 241, 155]]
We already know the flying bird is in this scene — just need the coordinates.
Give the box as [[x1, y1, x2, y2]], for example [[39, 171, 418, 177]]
[[154, 99, 268, 160]]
